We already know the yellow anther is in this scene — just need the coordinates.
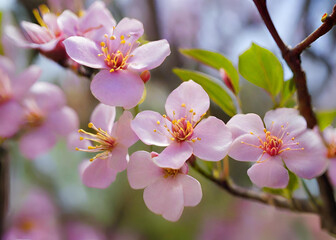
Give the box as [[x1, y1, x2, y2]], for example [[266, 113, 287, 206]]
[[98, 54, 103, 56], [90, 158, 94, 162], [291, 137, 295, 140], [193, 112, 196, 115], [75, 147, 79, 151], [281, 125, 284, 128], [156, 121, 160, 125], [110, 69, 115, 72], [88, 123, 94, 128], [189, 109, 193, 113], [88, 146, 96, 150], [163, 114, 167, 118], [120, 35, 125, 40], [170, 138, 175, 141], [79, 137, 84, 141], [153, 129, 157, 132], [120, 40, 126, 44], [110, 36, 116, 40], [100, 42, 106, 47], [191, 139, 196, 143], [264, 129, 267, 133], [250, 132, 254, 135], [197, 137, 201, 140], [127, 34, 131, 38], [181, 103, 186, 107], [104, 34, 108, 38]]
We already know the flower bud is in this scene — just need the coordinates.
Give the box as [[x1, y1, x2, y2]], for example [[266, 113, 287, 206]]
[[140, 70, 151, 83], [219, 68, 235, 94]]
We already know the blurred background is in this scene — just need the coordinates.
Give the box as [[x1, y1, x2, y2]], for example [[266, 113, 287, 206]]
[[0, 0, 335, 239]]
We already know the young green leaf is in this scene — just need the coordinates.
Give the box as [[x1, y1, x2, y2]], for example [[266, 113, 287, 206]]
[[280, 78, 296, 106], [316, 110, 336, 130], [180, 49, 239, 94], [173, 68, 237, 116], [239, 43, 283, 96]]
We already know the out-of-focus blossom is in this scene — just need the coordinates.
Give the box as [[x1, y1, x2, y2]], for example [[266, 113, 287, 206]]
[[77, 104, 138, 188], [63, 17, 170, 109], [0, 56, 41, 138], [227, 108, 328, 188], [131, 80, 232, 169], [18, 81, 79, 159], [127, 151, 202, 222], [4, 189, 60, 240], [322, 127, 336, 185], [65, 221, 106, 240]]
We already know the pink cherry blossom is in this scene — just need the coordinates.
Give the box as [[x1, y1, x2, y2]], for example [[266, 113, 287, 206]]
[[65, 221, 107, 240], [63, 18, 170, 109], [322, 127, 336, 185], [227, 108, 328, 188], [0, 56, 41, 138], [127, 151, 202, 222], [76, 103, 138, 188], [18, 82, 79, 159], [131, 80, 232, 169]]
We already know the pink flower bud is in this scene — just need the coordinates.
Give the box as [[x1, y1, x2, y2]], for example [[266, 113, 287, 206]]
[[140, 70, 151, 83], [219, 68, 235, 94]]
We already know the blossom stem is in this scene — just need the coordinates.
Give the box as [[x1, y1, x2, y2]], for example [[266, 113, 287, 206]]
[[0, 145, 9, 236], [252, 0, 336, 233], [191, 160, 317, 213], [301, 178, 319, 212]]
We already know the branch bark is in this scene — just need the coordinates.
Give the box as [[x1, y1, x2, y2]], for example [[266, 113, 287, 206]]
[[0, 146, 9, 237], [252, 0, 336, 233]]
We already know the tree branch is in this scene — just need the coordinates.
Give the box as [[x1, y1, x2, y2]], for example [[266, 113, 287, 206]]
[[252, 0, 336, 233], [0, 145, 9, 237]]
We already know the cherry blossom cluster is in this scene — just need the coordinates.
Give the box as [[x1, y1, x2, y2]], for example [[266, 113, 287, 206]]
[[8, 0, 336, 222]]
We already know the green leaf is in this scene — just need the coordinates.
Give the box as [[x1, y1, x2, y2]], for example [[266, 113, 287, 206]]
[[0, 12, 3, 55], [280, 78, 296, 106], [316, 110, 336, 130], [238, 43, 283, 96], [180, 49, 240, 94], [173, 68, 236, 116], [263, 171, 299, 199]]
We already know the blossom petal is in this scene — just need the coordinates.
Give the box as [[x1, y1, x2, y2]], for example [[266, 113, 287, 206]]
[[192, 116, 232, 161], [143, 178, 184, 222], [80, 158, 117, 189], [328, 160, 336, 186], [67, 132, 90, 151], [128, 39, 170, 72], [47, 106, 79, 136], [113, 111, 138, 147], [228, 134, 264, 162], [127, 151, 163, 189], [90, 70, 144, 109], [90, 103, 116, 133], [282, 130, 328, 179], [165, 80, 210, 121], [264, 108, 307, 138], [108, 144, 128, 172], [0, 101, 24, 137], [154, 142, 193, 169], [63, 36, 105, 68], [113, 18, 144, 45], [0, 56, 14, 76], [28, 82, 66, 112], [12, 65, 41, 100], [21, 21, 54, 44], [57, 10, 79, 36], [226, 113, 265, 139], [178, 174, 202, 207], [19, 125, 57, 159], [131, 110, 171, 146], [247, 157, 289, 188]]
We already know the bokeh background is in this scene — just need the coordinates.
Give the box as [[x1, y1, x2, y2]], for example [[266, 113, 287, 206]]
[[1, 0, 336, 239]]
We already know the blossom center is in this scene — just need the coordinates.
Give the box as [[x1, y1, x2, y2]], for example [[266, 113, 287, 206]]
[[24, 100, 45, 128], [171, 118, 194, 142], [32, 5, 61, 38], [98, 33, 134, 72], [263, 131, 283, 156], [77, 122, 116, 162], [0, 73, 12, 104], [163, 168, 179, 178], [327, 142, 336, 159], [19, 219, 35, 232]]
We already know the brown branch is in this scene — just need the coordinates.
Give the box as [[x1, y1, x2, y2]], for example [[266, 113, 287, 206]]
[[0, 146, 9, 237], [191, 161, 317, 214], [252, 0, 336, 234]]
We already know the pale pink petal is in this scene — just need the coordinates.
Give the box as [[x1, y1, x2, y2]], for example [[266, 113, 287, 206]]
[[154, 142, 193, 169], [228, 134, 264, 162], [63, 36, 105, 68], [247, 157, 289, 188], [28, 82, 66, 112], [0, 101, 24, 137], [0, 56, 14, 76], [113, 18, 144, 45], [12, 65, 41, 100], [108, 144, 128, 172], [127, 151, 163, 189], [43, 13, 60, 35], [323, 127, 336, 145], [90, 70, 144, 109], [37, 38, 61, 52], [113, 111, 138, 147], [80, 158, 117, 189], [192, 116, 232, 161], [19, 125, 57, 159], [21, 21, 54, 44], [57, 10, 79, 36], [264, 108, 307, 138], [128, 39, 170, 72], [4, 26, 33, 49], [226, 113, 265, 139], [46, 106, 79, 136], [90, 103, 116, 133], [328, 160, 336, 186], [67, 132, 90, 151], [282, 131, 328, 179], [165, 80, 209, 121], [143, 178, 184, 222], [131, 110, 171, 146], [177, 174, 202, 207]]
